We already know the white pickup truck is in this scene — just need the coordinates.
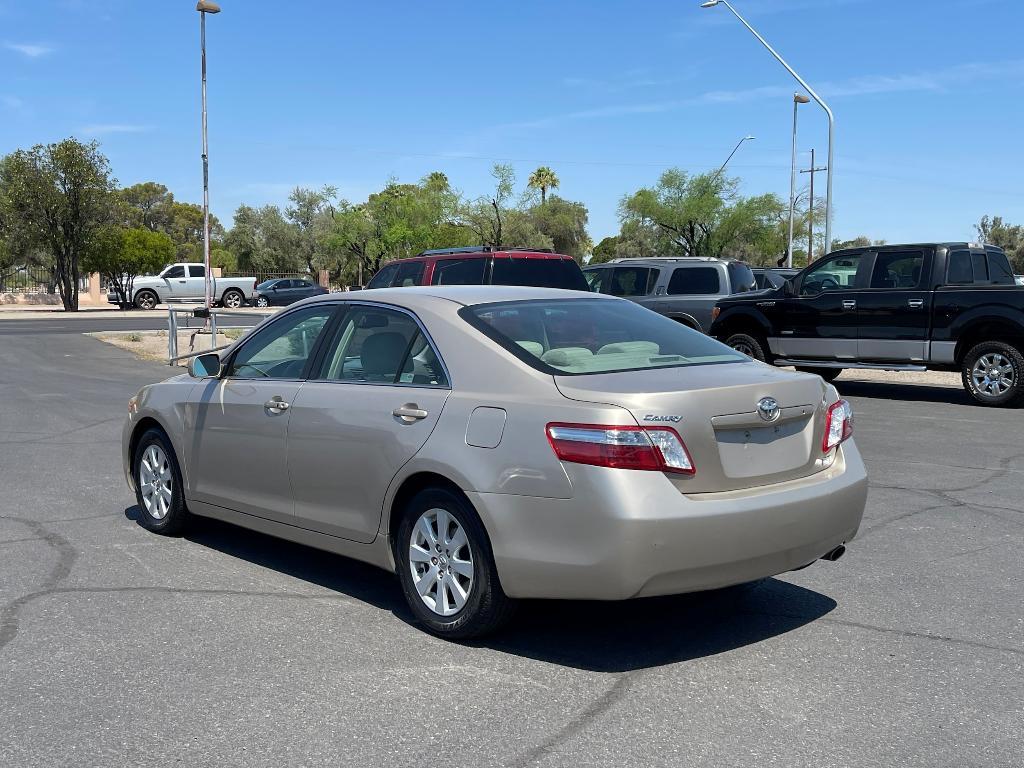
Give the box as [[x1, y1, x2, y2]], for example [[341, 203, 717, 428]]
[[110, 263, 258, 310]]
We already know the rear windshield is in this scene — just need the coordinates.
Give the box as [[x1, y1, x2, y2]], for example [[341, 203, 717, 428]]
[[491, 258, 589, 291], [460, 298, 746, 375]]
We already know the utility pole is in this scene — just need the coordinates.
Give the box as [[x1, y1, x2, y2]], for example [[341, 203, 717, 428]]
[[799, 148, 828, 262]]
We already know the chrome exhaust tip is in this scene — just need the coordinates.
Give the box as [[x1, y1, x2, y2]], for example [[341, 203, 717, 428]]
[[821, 544, 846, 562]]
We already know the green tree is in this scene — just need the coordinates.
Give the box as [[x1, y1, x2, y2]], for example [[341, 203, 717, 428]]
[[286, 185, 337, 274], [82, 226, 174, 308], [527, 166, 560, 204], [976, 216, 1024, 272], [118, 182, 174, 232], [830, 236, 886, 251], [529, 195, 591, 260], [590, 236, 619, 264], [0, 138, 115, 310], [166, 201, 224, 262], [223, 204, 301, 273]]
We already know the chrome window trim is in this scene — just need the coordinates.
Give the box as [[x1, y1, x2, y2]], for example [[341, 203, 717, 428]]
[[307, 299, 454, 390]]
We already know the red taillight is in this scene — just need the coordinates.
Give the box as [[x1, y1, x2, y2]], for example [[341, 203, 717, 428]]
[[546, 423, 696, 475], [822, 399, 854, 453]]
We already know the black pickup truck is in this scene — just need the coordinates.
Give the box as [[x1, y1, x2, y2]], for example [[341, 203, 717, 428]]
[[709, 243, 1024, 406]]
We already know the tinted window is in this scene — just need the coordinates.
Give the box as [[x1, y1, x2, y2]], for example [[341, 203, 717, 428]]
[[947, 250, 973, 284], [433, 258, 487, 286], [869, 251, 924, 289], [318, 306, 447, 386], [366, 263, 399, 289], [727, 262, 755, 293], [462, 298, 745, 376], [189, 264, 206, 278], [228, 305, 333, 379], [800, 254, 862, 296], [257, 279, 277, 291], [987, 251, 1015, 285], [583, 267, 607, 293], [394, 261, 425, 287], [607, 267, 653, 297], [491, 258, 589, 290], [972, 251, 989, 283], [164, 266, 186, 279], [295, 280, 314, 289], [668, 267, 721, 295]]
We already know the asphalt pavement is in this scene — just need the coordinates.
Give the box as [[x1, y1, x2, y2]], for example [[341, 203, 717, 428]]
[[0, 319, 1021, 767]]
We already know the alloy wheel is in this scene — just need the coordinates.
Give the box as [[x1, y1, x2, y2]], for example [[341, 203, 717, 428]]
[[223, 292, 242, 308], [256, 296, 269, 308], [138, 293, 156, 310], [971, 352, 1016, 397], [731, 340, 756, 357], [138, 444, 173, 519], [408, 507, 474, 617]]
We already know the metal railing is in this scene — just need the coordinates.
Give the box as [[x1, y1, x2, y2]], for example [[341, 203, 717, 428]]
[[167, 306, 272, 365]]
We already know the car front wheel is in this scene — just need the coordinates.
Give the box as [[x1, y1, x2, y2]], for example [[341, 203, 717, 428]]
[[255, 295, 269, 308], [133, 428, 190, 535], [134, 290, 158, 310], [396, 487, 515, 639], [962, 341, 1024, 407]]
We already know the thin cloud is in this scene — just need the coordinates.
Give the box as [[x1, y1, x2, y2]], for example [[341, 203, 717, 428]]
[[77, 124, 151, 136], [2, 95, 26, 110], [4, 42, 55, 58]]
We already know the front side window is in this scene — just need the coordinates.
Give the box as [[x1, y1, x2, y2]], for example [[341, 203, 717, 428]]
[[432, 258, 487, 286], [608, 267, 653, 297], [668, 267, 721, 295], [395, 261, 425, 287], [461, 298, 745, 376], [163, 266, 185, 279], [800, 254, 862, 296], [869, 251, 924, 289], [583, 268, 606, 293], [317, 306, 447, 386], [227, 305, 334, 379], [366, 263, 399, 289]]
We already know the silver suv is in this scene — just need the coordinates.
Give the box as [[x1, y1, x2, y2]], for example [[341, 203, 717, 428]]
[[583, 257, 757, 333]]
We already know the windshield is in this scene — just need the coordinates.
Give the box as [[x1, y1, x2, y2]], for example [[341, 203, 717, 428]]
[[460, 298, 746, 375], [256, 280, 277, 291], [490, 258, 589, 291]]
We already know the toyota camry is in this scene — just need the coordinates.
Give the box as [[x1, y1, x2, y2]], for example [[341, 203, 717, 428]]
[[123, 286, 867, 638]]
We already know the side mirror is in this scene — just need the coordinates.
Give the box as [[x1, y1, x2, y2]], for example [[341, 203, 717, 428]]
[[188, 353, 221, 378], [271, 285, 279, 291]]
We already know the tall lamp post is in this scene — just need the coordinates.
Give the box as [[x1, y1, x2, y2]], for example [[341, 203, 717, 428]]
[[197, 0, 221, 316], [788, 93, 810, 267], [699, 0, 834, 256], [716, 134, 755, 177]]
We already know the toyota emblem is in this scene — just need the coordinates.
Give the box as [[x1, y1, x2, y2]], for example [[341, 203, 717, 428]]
[[757, 397, 780, 422]]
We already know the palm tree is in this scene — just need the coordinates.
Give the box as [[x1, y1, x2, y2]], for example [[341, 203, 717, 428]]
[[527, 166, 560, 204]]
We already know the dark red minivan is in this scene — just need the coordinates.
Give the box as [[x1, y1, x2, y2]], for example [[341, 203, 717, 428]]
[[365, 247, 589, 291]]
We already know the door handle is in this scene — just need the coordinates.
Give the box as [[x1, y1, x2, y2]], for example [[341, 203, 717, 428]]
[[908, 299, 924, 309], [393, 403, 428, 422], [842, 300, 856, 310], [264, 398, 290, 413]]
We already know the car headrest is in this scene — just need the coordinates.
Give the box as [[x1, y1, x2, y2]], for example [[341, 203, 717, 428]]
[[597, 341, 660, 356], [361, 332, 408, 376], [540, 347, 594, 367]]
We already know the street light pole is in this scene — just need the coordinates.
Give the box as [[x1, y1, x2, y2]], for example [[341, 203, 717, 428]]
[[700, 0, 835, 255], [788, 93, 810, 268], [716, 134, 755, 177], [196, 1, 221, 317]]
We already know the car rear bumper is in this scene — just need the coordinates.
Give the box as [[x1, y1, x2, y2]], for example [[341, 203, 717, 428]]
[[467, 440, 867, 600]]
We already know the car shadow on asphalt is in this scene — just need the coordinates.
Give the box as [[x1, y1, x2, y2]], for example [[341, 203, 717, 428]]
[[834, 380, 974, 405], [126, 508, 837, 673]]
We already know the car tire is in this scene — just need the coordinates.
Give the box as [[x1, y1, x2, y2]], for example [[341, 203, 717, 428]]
[[797, 367, 842, 383], [961, 341, 1024, 407], [132, 428, 190, 536], [396, 486, 516, 639], [725, 332, 769, 362], [134, 290, 159, 310], [221, 289, 244, 309], [255, 295, 269, 308]]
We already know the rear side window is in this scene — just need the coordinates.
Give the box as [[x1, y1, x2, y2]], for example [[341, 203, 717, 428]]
[[394, 261, 425, 287], [366, 263, 399, 289], [987, 251, 1015, 285], [972, 251, 989, 283], [607, 266, 654, 297], [433, 258, 487, 285], [189, 264, 206, 278], [947, 250, 973, 284], [668, 267, 721, 295], [869, 251, 924, 289], [491, 257, 589, 290]]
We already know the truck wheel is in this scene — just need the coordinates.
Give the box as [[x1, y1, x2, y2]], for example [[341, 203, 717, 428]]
[[221, 289, 244, 309], [797, 367, 842, 383], [134, 290, 158, 310], [961, 341, 1024, 407], [725, 332, 769, 362]]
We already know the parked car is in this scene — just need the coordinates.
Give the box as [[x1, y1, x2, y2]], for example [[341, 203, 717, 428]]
[[123, 286, 867, 639], [365, 247, 589, 291], [752, 267, 800, 290], [253, 278, 328, 307], [709, 242, 1024, 406], [111, 263, 258, 310], [582, 257, 757, 333]]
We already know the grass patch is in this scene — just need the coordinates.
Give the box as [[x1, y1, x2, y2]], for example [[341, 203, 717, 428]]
[[125, 332, 143, 343]]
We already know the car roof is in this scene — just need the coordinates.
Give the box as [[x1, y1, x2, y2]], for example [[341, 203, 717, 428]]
[[381, 249, 572, 266], [300, 285, 600, 310]]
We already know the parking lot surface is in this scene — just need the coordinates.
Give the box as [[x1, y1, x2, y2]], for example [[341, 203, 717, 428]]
[[1, 322, 1021, 767]]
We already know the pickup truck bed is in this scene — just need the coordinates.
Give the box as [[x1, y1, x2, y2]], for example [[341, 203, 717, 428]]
[[710, 243, 1024, 407]]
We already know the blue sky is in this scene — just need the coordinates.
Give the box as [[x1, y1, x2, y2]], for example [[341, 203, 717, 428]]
[[2, 0, 1022, 247]]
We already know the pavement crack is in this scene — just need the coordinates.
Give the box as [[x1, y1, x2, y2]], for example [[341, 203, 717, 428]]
[[820, 616, 1024, 658], [507, 672, 635, 768]]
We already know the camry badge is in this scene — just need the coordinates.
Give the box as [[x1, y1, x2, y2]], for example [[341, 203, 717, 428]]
[[757, 397, 781, 422], [643, 414, 682, 423]]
